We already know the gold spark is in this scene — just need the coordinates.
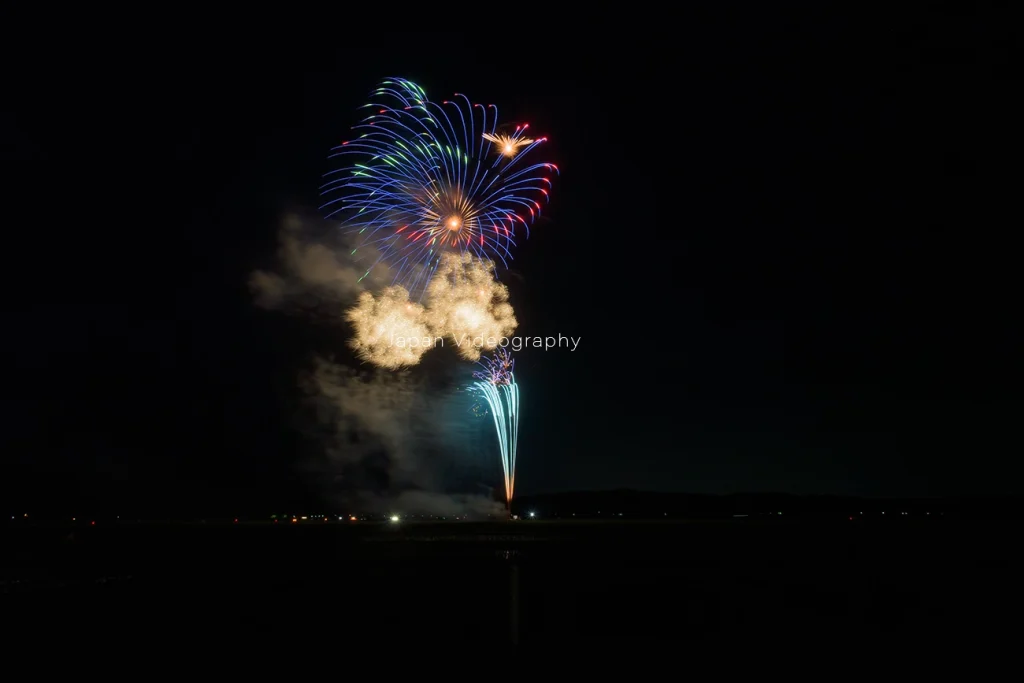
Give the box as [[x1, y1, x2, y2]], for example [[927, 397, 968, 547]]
[[482, 133, 533, 158]]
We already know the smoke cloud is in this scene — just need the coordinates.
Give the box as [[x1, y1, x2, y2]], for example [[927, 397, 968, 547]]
[[301, 357, 503, 516], [249, 212, 391, 311], [250, 213, 504, 517]]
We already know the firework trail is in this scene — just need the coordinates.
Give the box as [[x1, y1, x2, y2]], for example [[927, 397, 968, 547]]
[[470, 348, 519, 511], [319, 77, 558, 295]]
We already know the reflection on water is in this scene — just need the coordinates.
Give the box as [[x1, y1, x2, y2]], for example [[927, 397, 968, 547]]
[[509, 562, 519, 646]]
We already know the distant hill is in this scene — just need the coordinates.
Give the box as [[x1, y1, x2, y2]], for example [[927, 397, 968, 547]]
[[511, 489, 1024, 520]]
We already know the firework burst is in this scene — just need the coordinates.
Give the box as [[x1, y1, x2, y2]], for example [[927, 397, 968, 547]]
[[319, 78, 558, 295], [424, 253, 517, 361], [344, 253, 516, 368], [482, 128, 534, 158], [345, 286, 433, 369]]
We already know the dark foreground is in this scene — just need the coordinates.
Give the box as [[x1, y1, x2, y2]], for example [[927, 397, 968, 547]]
[[3, 519, 1020, 643]]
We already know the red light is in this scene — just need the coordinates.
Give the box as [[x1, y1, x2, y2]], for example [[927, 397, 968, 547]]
[[234, 518, 238, 523], [90, 521, 95, 525]]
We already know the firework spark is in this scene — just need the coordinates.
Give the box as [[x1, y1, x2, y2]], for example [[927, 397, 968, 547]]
[[424, 253, 517, 361], [345, 254, 516, 368], [345, 286, 434, 369], [320, 78, 558, 294], [474, 347, 514, 385], [482, 128, 534, 158], [471, 349, 519, 511]]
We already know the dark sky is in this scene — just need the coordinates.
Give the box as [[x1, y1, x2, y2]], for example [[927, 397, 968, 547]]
[[3, 9, 1019, 513]]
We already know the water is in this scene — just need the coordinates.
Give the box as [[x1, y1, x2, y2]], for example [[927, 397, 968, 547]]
[[3, 520, 1019, 643]]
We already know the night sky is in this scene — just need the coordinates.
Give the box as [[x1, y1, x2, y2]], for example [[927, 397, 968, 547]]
[[3, 9, 1018, 514]]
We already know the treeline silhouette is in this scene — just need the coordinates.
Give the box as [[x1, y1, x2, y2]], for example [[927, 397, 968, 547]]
[[511, 489, 1024, 520]]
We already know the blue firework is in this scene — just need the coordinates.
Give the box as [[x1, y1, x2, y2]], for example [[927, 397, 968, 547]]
[[319, 78, 558, 294]]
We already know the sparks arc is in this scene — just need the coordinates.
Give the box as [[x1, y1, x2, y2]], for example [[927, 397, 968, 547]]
[[319, 78, 558, 294]]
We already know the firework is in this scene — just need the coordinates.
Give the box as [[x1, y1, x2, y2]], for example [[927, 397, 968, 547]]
[[482, 130, 534, 158], [319, 78, 558, 294], [345, 286, 434, 369], [424, 253, 517, 361], [344, 253, 516, 368], [470, 349, 519, 511]]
